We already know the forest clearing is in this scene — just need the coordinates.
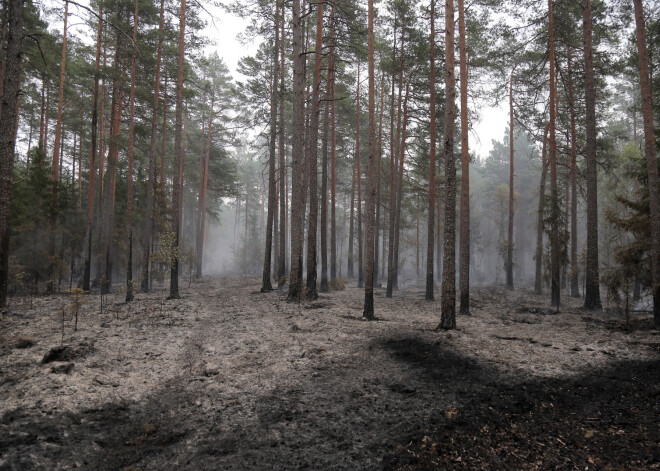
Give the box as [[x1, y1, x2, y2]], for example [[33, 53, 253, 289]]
[[0, 277, 658, 469]]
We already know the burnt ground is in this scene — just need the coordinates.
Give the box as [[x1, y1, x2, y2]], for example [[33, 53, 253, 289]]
[[0, 276, 658, 470]]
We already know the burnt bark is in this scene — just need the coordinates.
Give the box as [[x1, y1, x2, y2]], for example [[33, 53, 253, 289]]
[[582, 0, 601, 310], [439, 0, 456, 330], [458, 0, 470, 315], [426, 0, 437, 302], [0, 0, 23, 309]]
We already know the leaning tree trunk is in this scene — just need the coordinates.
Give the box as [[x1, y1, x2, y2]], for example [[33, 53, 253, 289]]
[[363, 0, 376, 320], [0, 0, 24, 309], [439, 0, 457, 330], [582, 0, 601, 310], [141, 0, 165, 292], [633, 0, 660, 328], [426, 0, 437, 301], [170, 0, 186, 300]]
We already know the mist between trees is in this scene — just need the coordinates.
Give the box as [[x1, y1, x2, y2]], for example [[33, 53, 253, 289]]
[[0, 0, 658, 329]]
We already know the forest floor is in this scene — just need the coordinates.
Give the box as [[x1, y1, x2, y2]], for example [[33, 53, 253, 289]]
[[0, 276, 658, 470]]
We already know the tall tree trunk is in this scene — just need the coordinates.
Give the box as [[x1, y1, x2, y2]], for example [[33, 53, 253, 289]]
[[142, 0, 165, 292], [507, 66, 515, 290], [262, 3, 280, 293], [101, 38, 124, 295], [348, 163, 355, 279], [633, 0, 660, 328], [0, 0, 23, 309], [363, 0, 376, 319], [329, 0, 337, 282], [356, 62, 363, 289], [393, 80, 410, 292], [458, 0, 470, 314], [535, 123, 550, 294], [426, 0, 437, 301], [582, 0, 601, 310], [83, 6, 103, 292], [288, 0, 305, 301], [48, 0, 68, 295], [391, 27, 406, 293], [278, 0, 287, 286], [126, 0, 139, 302], [439, 0, 457, 330], [567, 45, 580, 298], [386, 20, 398, 298], [305, 0, 323, 299], [196, 98, 213, 279], [375, 71, 385, 286], [320, 77, 330, 291], [548, 0, 561, 308], [170, 0, 186, 299]]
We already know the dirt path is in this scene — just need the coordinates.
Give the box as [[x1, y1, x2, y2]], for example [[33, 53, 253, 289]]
[[0, 277, 658, 470]]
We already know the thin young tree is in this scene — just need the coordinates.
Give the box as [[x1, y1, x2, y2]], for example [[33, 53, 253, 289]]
[[0, 0, 24, 309], [170, 0, 186, 299], [582, 0, 601, 310], [439, 0, 457, 330], [426, 0, 437, 301], [363, 0, 377, 320], [126, 0, 139, 302], [633, 0, 660, 328], [458, 0, 470, 314]]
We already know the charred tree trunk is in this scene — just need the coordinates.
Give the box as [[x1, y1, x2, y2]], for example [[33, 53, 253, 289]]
[[458, 0, 470, 314], [0, 0, 23, 309], [169, 0, 186, 299], [348, 163, 356, 279], [320, 78, 330, 291], [426, 0, 437, 301], [386, 20, 398, 299], [439, 0, 456, 330], [363, 0, 376, 319], [582, 0, 601, 310], [375, 71, 385, 286]]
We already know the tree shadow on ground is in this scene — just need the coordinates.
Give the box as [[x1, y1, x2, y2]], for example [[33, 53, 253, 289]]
[[381, 336, 660, 470], [1, 335, 658, 470]]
